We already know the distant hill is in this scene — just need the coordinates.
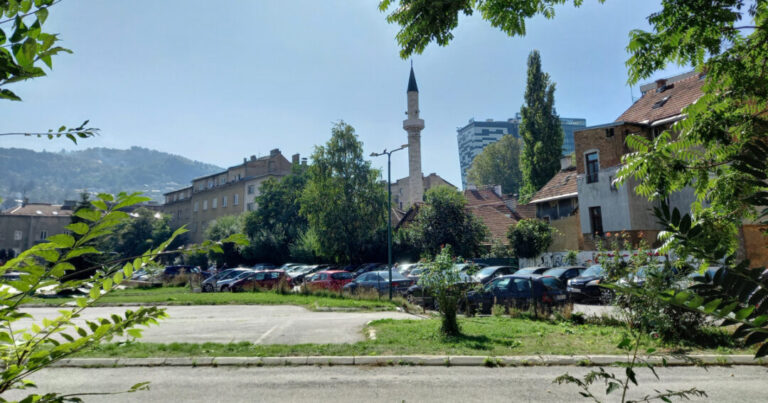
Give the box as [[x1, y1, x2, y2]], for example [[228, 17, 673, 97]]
[[0, 147, 223, 207]]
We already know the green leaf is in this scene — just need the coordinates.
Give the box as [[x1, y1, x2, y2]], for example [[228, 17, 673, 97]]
[[74, 208, 101, 222], [75, 297, 87, 308], [64, 222, 89, 235], [89, 285, 100, 300], [626, 367, 638, 385], [703, 299, 721, 314], [102, 278, 113, 292], [0, 88, 22, 101], [735, 306, 755, 321], [35, 6, 48, 24], [47, 234, 75, 248], [76, 327, 87, 337]]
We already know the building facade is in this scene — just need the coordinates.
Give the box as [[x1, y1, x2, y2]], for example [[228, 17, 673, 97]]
[[161, 149, 295, 243], [0, 201, 74, 257], [529, 157, 580, 252], [456, 114, 586, 189], [575, 72, 705, 250]]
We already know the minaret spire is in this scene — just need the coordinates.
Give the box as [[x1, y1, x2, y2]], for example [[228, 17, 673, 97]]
[[403, 64, 425, 206]]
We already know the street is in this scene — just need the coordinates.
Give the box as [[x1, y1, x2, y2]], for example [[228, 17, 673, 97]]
[[19, 305, 417, 344], [4, 365, 766, 402]]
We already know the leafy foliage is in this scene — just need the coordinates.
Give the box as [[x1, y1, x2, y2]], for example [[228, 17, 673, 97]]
[[300, 121, 387, 263], [401, 185, 488, 259], [467, 134, 522, 194], [0, 192, 177, 401], [418, 246, 463, 336], [378, 0, 602, 59], [243, 164, 309, 264], [507, 219, 554, 259], [204, 215, 247, 267], [518, 50, 564, 198]]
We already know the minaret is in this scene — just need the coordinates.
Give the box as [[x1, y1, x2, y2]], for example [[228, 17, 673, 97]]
[[403, 65, 425, 206]]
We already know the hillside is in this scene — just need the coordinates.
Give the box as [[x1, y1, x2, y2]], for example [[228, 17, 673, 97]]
[[0, 147, 223, 207]]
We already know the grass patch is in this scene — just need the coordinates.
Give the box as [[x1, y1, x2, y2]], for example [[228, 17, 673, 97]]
[[76, 316, 749, 358], [27, 287, 398, 311]]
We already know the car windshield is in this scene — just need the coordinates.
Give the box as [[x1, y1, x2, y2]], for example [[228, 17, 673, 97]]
[[582, 265, 603, 277], [371, 271, 407, 281], [543, 268, 567, 277], [486, 277, 511, 290]]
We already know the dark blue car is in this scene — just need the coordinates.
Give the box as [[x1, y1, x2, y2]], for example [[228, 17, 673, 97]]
[[343, 270, 414, 295], [466, 274, 567, 314]]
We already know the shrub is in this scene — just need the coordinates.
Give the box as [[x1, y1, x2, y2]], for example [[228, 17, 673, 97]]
[[419, 245, 463, 336], [507, 219, 555, 258]]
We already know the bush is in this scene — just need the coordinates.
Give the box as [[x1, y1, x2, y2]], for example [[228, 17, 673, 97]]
[[507, 219, 555, 258], [419, 246, 463, 336]]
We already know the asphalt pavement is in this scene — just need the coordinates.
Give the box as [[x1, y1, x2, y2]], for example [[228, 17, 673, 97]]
[[4, 365, 767, 402], [18, 305, 417, 344]]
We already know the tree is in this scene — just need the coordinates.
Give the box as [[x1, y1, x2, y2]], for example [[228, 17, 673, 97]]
[[105, 207, 174, 261], [467, 134, 522, 194], [518, 51, 564, 198], [243, 164, 308, 264], [0, 1, 97, 142], [404, 185, 488, 258], [204, 215, 246, 267], [507, 219, 554, 259], [419, 245, 464, 336], [300, 121, 387, 263]]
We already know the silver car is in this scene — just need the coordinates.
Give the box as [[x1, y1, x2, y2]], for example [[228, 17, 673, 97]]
[[201, 268, 251, 292]]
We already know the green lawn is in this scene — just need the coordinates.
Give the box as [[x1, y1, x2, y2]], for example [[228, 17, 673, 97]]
[[79, 316, 746, 358], [28, 287, 399, 310]]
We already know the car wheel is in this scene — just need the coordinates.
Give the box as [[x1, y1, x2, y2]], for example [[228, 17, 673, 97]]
[[599, 288, 614, 305], [221, 285, 230, 292], [203, 284, 213, 293]]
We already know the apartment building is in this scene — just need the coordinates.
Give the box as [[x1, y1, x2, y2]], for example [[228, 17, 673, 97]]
[[0, 201, 74, 257], [161, 149, 295, 243]]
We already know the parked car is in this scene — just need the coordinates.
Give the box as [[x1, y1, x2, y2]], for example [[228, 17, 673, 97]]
[[201, 268, 251, 292], [542, 266, 585, 284], [162, 265, 194, 281], [465, 274, 567, 314], [251, 263, 276, 270], [216, 269, 260, 292], [472, 266, 517, 285], [343, 270, 415, 295], [404, 264, 480, 307], [352, 263, 387, 277], [513, 266, 550, 276], [304, 270, 355, 292], [566, 265, 609, 303], [289, 265, 326, 284], [232, 270, 291, 291]]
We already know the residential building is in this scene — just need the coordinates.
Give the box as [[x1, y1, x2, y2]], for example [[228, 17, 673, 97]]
[[575, 72, 705, 250], [161, 149, 295, 243], [528, 157, 580, 251], [0, 200, 74, 257], [463, 186, 519, 245], [456, 115, 586, 189]]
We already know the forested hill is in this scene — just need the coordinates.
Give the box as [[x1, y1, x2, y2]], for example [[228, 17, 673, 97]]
[[0, 147, 223, 207]]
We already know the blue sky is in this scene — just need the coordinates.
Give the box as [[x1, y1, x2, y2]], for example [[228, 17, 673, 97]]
[[2, 0, 689, 188]]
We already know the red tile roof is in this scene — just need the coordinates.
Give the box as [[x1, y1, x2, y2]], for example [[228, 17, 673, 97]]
[[529, 168, 578, 204], [463, 188, 518, 244], [616, 73, 705, 124], [514, 203, 537, 220]]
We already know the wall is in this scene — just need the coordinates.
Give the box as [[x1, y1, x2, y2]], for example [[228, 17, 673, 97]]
[[548, 213, 581, 252], [577, 165, 632, 234], [0, 215, 71, 253], [742, 225, 768, 268]]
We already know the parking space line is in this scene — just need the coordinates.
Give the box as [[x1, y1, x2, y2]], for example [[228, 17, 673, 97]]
[[255, 325, 279, 344]]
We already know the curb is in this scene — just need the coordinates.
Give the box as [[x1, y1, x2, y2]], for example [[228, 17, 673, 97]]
[[48, 354, 766, 368]]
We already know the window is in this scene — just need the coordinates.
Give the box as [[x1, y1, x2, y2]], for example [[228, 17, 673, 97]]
[[247, 185, 255, 195], [247, 202, 255, 211], [233, 194, 239, 206], [39, 230, 47, 240], [207, 179, 214, 189], [212, 198, 218, 209], [222, 196, 228, 207], [589, 206, 604, 236], [203, 200, 208, 210], [585, 152, 599, 183], [13, 230, 22, 241], [193, 201, 199, 212]]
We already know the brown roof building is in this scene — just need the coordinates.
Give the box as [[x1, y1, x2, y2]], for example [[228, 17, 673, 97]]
[[529, 158, 581, 251], [464, 187, 518, 244], [0, 201, 74, 257]]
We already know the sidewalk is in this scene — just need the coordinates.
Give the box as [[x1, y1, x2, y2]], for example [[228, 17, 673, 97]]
[[53, 354, 765, 368]]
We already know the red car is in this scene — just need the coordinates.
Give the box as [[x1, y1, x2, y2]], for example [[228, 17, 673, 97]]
[[231, 270, 291, 292], [305, 270, 355, 291]]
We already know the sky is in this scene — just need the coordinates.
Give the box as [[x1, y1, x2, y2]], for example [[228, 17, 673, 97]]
[[1, 0, 690, 188]]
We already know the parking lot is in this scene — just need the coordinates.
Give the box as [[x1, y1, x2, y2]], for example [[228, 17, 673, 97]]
[[19, 305, 418, 344]]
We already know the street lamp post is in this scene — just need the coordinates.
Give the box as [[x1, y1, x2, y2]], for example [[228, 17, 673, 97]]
[[371, 144, 408, 300]]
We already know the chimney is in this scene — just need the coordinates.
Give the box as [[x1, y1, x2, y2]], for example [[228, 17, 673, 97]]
[[493, 185, 502, 198], [270, 148, 280, 157], [655, 79, 667, 89], [504, 195, 518, 211], [250, 155, 256, 161], [560, 155, 573, 170], [301, 157, 308, 166], [291, 153, 300, 164], [22, 198, 28, 207]]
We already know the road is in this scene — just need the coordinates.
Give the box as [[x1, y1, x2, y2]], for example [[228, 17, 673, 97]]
[[18, 305, 417, 344], [4, 365, 767, 402]]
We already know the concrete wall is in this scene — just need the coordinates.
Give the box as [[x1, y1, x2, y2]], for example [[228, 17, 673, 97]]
[[548, 213, 581, 252], [0, 215, 71, 254], [577, 165, 632, 234]]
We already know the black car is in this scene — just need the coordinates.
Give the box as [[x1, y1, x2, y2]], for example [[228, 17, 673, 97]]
[[343, 270, 414, 295], [162, 265, 195, 281], [466, 274, 567, 314], [566, 264, 609, 303], [513, 266, 550, 276], [471, 266, 517, 285], [542, 266, 585, 284]]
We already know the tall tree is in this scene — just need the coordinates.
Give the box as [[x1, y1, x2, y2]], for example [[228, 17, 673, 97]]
[[204, 215, 245, 267], [467, 134, 522, 194], [518, 50, 563, 198], [300, 121, 386, 263], [403, 185, 488, 258], [243, 164, 308, 264]]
